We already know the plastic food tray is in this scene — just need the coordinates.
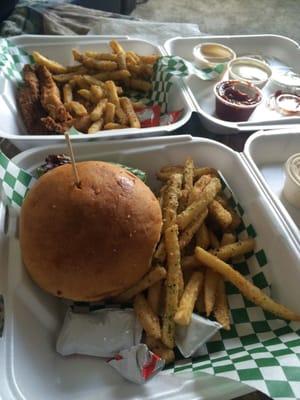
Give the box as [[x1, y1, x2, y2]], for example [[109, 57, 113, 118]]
[[1, 134, 300, 399], [164, 35, 300, 134], [244, 127, 300, 249], [0, 35, 194, 150]]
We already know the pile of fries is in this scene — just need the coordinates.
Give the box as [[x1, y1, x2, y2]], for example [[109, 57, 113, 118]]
[[112, 158, 300, 364], [31, 40, 159, 133]]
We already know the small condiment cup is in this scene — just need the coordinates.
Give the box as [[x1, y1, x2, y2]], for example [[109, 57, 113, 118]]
[[193, 42, 236, 75], [228, 57, 272, 88], [214, 80, 263, 122], [283, 153, 300, 209]]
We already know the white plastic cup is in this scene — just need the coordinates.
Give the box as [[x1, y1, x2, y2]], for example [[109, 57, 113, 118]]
[[283, 153, 300, 208]]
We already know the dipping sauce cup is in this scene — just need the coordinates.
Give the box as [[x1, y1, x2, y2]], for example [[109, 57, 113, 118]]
[[214, 80, 263, 122], [228, 57, 272, 88], [283, 153, 300, 209]]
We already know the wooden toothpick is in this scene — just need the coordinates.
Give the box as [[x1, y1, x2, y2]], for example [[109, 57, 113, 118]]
[[64, 132, 81, 188]]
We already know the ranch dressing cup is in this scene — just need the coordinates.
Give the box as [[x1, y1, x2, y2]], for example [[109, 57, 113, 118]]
[[228, 57, 272, 88], [283, 153, 300, 208]]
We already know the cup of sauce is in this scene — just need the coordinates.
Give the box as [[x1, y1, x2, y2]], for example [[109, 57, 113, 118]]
[[214, 80, 263, 122], [193, 43, 236, 75], [228, 57, 272, 88], [283, 153, 300, 209]]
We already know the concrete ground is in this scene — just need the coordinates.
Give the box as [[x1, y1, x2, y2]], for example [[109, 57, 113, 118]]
[[133, 0, 300, 44]]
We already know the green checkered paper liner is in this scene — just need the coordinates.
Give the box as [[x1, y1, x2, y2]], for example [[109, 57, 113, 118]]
[[1, 153, 300, 398], [0, 38, 218, 120]]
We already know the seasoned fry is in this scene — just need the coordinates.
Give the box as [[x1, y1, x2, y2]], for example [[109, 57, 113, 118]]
[[131, 101, 146, 110], [145, 336, 175, 365], [220, 233, 236, 246], [180, 157, 194, 208], [63, 83, 73, 104], [110, 40, 126, 54], [88, 118, 103, 134], [127, 78, 152, 92], [179, 209, 208, 251], [162, 225, 181, 349], [134, 294, 161, 339], [69, 75, 90, 89], [65, 64, 89, 73], [178, 269, 184, 303], [65, 101, 87, 117], [157, 167, 217, 182], [120, 97, 141, 128], [148, 280, 163, 315], [163, 173, 183, 231], [116, 52, 127, 70], [103, 122, 125, 130], [211, 238, 255, 261], [90, 99, 108, 122], [73, 115, 91, 133], [196, 222, 210, 249], [214, 278, 231, 330], [174, 271, 203, 325], [126, 51, 140, 64], [209, 200, 233, 230], [127, 64, 153, 79], [104, 80, 120, 106], [84, 51, 118, 61], [153, 241, 166, 263], [93, 69, 131, 81], [53, 69, 88, 83], [115, 104, 129, 126], [176, 177, 222, 230], [115, 266, 167, 303], [195, 247, 300, 321], [204, 269, 220, 316], [188, 174, 211, 205], [90, 85, 105, 102], [104, 102, 116, 124], [73, 49, 118, 71], [32, 51, 67, 74], [77, 88, 92, 102]]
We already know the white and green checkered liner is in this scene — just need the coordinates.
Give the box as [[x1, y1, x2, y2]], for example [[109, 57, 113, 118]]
[[0, 151, 36, 208], [0, 38, 218, 119]]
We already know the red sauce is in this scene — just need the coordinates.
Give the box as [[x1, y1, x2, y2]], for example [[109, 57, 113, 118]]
[[217, 81, 261, 105]]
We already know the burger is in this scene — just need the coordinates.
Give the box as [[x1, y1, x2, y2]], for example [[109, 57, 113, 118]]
[[19, 160, 162, 301]]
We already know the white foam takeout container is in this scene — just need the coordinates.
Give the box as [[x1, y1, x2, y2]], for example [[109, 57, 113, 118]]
[[0, 134, 299, 399], [245, 127, 300, 248], [0, 35, 194, 150], [164, 35, 300, 134]]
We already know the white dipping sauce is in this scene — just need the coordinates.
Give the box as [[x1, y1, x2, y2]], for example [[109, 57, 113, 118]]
[[231, 64, 269, 82]]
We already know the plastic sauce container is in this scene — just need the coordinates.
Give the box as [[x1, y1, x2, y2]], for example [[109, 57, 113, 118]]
[[283, 153, 300, 208], [269, 70, 300, 96], [228, 57, 272, 88], [193, 43, 236, 71], [214, 80, 263, 122]]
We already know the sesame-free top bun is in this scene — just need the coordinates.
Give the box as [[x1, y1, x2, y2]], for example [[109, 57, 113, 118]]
[[19, 161, 162, 301]]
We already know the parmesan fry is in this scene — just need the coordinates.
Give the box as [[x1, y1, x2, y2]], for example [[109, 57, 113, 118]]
[[84, 51, 118, 61], [188, 174, 211, 205], [104, 80, 120, 106], [104, 102, 116, 124], [139, 55, 160, 64], [115, 104, 129, 126], [90, 99, 108, 122], [90, 85, 105, 103], [127, 78, 152, 92], [177, 177, 222, 230], [214, 278, 231, 330], [180, 157, 194, 208], [115, 266, 167, 303], [179, 209, 208, 251], [53, 69, 88, 83], [93, 69, 131, 81], [110, 40, 126, 54], [116, 52, 127, 70], [103, 122, 125, 130], [77, 88, 92, 102], [174, 271, 203, 325], [65, 101, 87, 117], [220, 233, 236, 246], [163, 173, 183, 231], [209, 200, 233, 230], [195, 247, 300, 321], [162, 225, 181, 349], [72, 49, 118, 71], [32, 51, 67, 74], [157, 167, 217, 182], [63, 83, 73, 104], [134, 294, 161, 339], [211, 238, 255, 261], [120, 97, 141, 128], [87, 118, 104, 134]]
